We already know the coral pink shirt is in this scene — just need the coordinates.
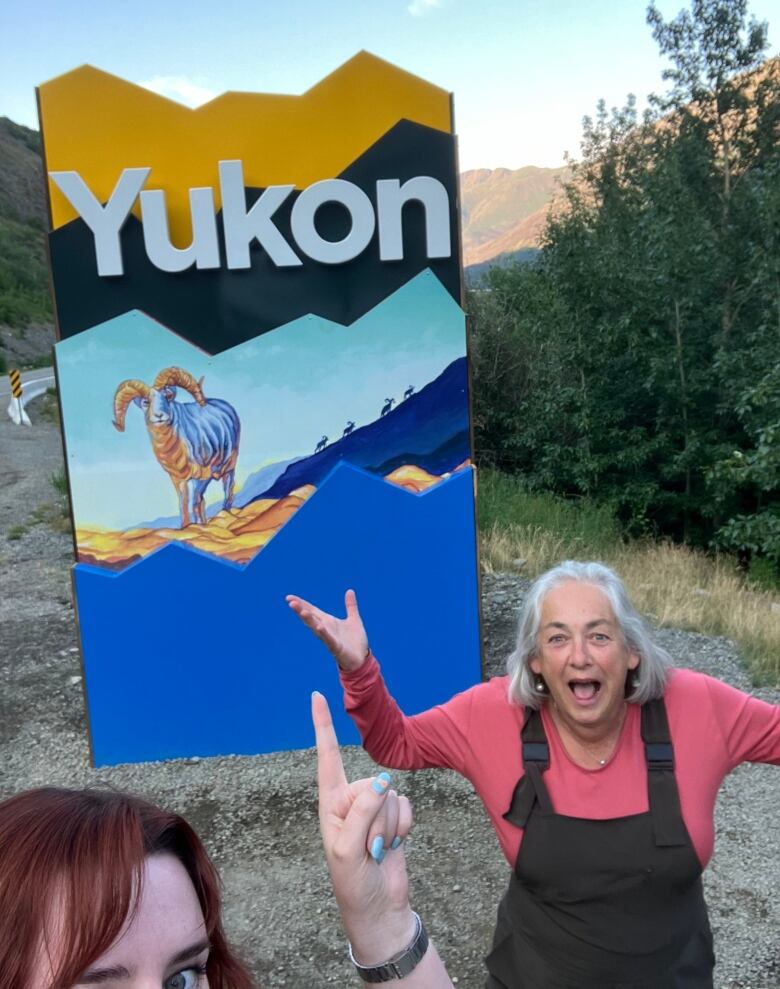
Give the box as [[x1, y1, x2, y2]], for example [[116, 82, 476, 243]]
[[341, 658, 780, 867]]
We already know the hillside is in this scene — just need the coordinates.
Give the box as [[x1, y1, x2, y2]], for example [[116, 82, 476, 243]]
[[0, 116, 53, 369], [460, 165, 569, 267]]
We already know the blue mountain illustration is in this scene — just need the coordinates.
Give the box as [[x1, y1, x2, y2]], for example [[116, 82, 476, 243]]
[[233, 455, 306, 508], [140, 455, 306, 528], [73, 463, 481, 764], [257, 356, 469, 501]]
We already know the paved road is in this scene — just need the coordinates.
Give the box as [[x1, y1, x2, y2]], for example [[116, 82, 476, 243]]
[[0, 366, 55, 401]]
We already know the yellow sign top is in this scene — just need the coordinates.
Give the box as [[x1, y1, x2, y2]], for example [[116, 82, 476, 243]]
[[38, 52, 453, 243]]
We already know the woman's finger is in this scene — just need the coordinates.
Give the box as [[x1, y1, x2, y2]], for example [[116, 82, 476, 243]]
[[344, 588, 361, 619], [366, 788, 401, 864], [330, 771, 395, 865], [394, 794, 413, 847], [312, 691, 348, 806], [287, 595, 326, 628]]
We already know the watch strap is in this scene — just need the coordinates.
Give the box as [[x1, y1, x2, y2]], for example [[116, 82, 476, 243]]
[[349, 911, 429, 982]]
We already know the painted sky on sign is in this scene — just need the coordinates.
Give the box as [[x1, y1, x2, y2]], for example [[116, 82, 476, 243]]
[[56, 270, 465, 529], [1, 1, 776, 171]]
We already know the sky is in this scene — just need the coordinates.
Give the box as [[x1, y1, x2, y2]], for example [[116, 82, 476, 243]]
[[56, 271, 465, 528], [2, 0, 777, 172]]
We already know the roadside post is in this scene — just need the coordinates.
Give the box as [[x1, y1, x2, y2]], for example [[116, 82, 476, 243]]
[[37, 56, 481, 765], [7, 369, 31, 427]]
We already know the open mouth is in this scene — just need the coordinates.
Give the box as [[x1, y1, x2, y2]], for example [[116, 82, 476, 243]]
[[568, 680, 601, 702]]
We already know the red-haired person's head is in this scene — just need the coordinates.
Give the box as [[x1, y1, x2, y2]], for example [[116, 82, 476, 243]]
[[0, 787, 255, 989]]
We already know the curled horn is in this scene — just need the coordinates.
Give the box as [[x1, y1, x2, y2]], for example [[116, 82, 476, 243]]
[[113, 380, 150, 432], [153, 366, 207, 406]]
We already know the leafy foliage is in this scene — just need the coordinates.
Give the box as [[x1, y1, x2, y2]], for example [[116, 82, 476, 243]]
[[0, 117, 51, 330], [0, 216, 52, 327], [470, 0, 779, 571]]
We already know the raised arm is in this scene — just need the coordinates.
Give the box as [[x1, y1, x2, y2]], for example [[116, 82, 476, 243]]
[[313, 691, 454, 989], [288, 591, 473, 773]]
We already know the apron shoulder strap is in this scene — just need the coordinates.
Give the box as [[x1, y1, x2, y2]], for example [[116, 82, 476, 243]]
[[641, 697, 690, 847], [503, 707, 553, 828]]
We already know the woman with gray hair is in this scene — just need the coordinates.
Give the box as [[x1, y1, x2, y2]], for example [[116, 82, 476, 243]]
[[288, 561, 779, 988]]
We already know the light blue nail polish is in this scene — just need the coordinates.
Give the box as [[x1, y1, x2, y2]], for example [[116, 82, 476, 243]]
[[371, 771, 392, 794], [391, 836, 402, 850], [370, 835, 386, 863]]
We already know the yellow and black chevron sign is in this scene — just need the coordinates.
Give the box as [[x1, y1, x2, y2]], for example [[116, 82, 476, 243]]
[[9, 369, 22, 399]]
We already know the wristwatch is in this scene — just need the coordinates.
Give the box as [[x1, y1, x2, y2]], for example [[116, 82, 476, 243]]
[[349, 911, 429, 983]]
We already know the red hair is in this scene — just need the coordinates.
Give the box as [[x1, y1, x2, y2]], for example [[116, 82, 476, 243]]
[[0, 787, 256, 989]]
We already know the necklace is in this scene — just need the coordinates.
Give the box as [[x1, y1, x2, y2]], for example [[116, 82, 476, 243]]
[[552, 704, 628, 769], [571, 737, 613, 766]]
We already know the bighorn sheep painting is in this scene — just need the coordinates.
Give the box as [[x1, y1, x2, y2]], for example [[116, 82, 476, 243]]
[[112, 366, 240, 528]]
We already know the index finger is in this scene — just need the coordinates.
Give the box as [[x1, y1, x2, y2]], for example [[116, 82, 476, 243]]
[[312, 690, 348, 797]]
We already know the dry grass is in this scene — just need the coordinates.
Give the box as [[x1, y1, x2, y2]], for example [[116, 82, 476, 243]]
[[480, 526, 780, 685], [480, 521, 597, 575]]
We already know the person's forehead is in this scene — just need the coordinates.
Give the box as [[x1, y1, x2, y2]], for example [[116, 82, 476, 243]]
[[540, 581, 616, 622], [74, 854, 207, 979]]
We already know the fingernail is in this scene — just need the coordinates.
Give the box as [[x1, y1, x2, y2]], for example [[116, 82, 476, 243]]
[[311, 690, 323, 700], [370, 835, 386, 863], [390, 836, 402, 850], [371, 772, 392, 794]]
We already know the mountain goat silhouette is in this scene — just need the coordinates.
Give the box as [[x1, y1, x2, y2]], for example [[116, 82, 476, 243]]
[[112, 366, 240, 528]]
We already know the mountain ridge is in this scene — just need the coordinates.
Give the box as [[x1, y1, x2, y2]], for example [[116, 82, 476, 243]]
[[460, 164, 570, 266]]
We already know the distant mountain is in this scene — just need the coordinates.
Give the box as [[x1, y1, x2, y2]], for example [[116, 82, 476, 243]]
[[465, 248, 540, 288], [460, 165, 569, 268], [258, 356, 470, 501]]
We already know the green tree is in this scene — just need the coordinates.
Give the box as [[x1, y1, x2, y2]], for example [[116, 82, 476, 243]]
[[471, 0, 779, 559]]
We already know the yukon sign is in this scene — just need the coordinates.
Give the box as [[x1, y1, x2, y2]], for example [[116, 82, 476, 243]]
[[38, 53, 481, 766], [50, 164, 452, 276]]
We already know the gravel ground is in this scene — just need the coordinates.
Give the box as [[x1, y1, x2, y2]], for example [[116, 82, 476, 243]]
[[0, 409, 778, 988]]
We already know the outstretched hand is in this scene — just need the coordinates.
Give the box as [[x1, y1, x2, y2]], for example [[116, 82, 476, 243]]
[[313, 691, 415, 965], [288, 589, 369, 671]]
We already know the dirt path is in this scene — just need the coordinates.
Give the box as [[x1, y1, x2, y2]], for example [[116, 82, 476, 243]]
[[0, 409, 777, 988]]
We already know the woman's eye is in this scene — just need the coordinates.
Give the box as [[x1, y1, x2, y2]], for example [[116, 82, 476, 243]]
[[164, 968, 205, 989]]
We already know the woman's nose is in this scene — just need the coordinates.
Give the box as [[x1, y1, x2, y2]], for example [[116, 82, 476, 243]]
[[569, 637, 591, 665]]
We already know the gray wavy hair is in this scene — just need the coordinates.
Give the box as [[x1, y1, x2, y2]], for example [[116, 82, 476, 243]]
[[507, 560, 671, 708]]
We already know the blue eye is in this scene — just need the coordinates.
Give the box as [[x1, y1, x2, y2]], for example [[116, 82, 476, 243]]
[[164, 966, 206, 989]]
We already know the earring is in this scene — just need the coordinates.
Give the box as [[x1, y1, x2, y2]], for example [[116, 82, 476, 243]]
[[533, 674, 549, 695], [629, 669, 640, 689]]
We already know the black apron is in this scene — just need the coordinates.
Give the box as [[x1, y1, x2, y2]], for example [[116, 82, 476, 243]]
[[485, 699, 715, 988]]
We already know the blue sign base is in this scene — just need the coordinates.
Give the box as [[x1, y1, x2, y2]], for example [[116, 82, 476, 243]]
[[74, 463, 481, 765]]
